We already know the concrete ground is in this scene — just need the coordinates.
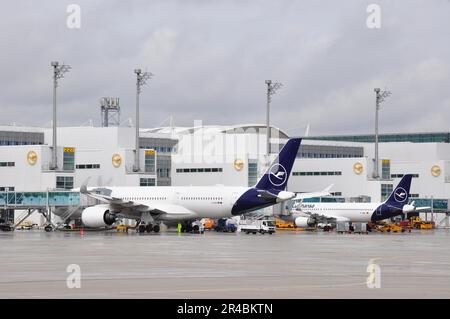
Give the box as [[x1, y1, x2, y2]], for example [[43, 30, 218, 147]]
[[0, 228, 449, 298]]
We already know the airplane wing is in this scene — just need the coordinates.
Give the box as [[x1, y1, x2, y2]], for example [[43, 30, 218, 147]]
[[80, 184, 150, 211], [385, 202, 433, 213], [80, 184, 198, 220], [257, 190, 296, 202], [147, 203, 198, 221], [301, 211, 350, 222], [293, 184, 333, 200]]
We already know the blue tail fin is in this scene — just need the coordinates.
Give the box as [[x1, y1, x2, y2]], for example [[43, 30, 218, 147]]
[[255, 138, 301, 192], [384, 174, 413, 208]]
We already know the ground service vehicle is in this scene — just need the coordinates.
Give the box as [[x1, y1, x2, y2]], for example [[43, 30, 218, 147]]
[[240, 219, 276, 234], [214, 218, 237, 232]]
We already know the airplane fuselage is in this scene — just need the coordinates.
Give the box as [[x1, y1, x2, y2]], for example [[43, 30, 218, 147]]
[[103, 186, 274, 220], [292, 202, 399, 223]]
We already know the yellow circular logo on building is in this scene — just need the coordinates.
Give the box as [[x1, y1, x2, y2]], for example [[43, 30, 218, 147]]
[[431, 165, 441, 177], [353, 162, 363, 175], [27, 151, 38, 165], [234, 159, 244, 171], [112, 154, 122, 168]]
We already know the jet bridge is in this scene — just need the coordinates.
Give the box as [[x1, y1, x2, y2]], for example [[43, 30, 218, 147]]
[[0, 191, 91, 230]]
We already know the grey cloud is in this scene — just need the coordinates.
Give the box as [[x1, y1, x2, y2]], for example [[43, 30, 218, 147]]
[[0, 0, 449, 135]]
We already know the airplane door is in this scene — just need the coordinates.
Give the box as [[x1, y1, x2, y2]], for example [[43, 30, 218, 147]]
[[175, 192, 181, 204]]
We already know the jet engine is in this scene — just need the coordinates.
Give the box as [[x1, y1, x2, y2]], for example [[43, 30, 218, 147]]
[[295, 216, 316, 228], [81, 205, 117, 228]]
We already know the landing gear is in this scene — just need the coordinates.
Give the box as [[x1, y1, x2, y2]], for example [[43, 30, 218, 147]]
[[44, 224, 54, 232], [136, 221, 161, 234], [181, 221, 192, 233], [138, 222, 146, 233]]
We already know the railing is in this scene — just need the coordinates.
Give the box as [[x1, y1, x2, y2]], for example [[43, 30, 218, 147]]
[[438, 213, 450, 228], [240, 211, 269, 220], [54, 205, 82, 229]]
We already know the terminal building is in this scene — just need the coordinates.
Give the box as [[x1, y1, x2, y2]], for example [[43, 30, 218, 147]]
[[1, 124, 449, 226]]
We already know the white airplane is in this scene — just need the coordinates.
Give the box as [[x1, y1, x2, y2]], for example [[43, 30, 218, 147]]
[[79, 138, 302, 232], [285, 174, 428, 228]]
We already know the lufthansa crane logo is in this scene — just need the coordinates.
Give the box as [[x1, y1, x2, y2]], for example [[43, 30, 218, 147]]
[[431, 165, 441, 177], [27, 151, 38, 165], [394, 187, 407, 203], [112, 153, 122, 168], [353, 162, 363, 175], [268, 163, 287, 187], [233, 159, 244, 171]]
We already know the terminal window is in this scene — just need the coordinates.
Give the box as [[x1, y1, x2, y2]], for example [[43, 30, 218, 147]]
[[141, 146, 172, 153], [56, 176, 74, 190], [176, 168, 223, 173], [145, 152, 156, 173], [381, 183, 393, 201], [76, 164, 100, 169], [0, 162, 15, 167], [391, 174, 419, 178], [248, 162, 258, 187], [140, 178, 156, 187], [157, 168, 170, 178], [330, 192, 342, 196], [381, 159, 391, 180], [63, 149, 75, 171]]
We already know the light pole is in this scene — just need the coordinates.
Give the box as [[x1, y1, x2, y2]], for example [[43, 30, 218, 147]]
[[373, 88, 391, 179], [265, 80, 282, 164], [50, 61, 71, 170], [133, 69, 153, 172]]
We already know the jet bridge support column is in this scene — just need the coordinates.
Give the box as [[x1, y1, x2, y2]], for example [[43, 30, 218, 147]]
[[40, 208, 57, 231]]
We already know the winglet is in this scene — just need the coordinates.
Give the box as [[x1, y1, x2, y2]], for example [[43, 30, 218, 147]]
[[323, 184, 334, 194]]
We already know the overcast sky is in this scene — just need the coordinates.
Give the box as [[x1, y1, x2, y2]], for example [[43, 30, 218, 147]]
[[0, 0, 449, 136]]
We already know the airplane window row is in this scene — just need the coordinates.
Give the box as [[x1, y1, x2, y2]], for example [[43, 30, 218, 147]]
[[181, 197, 223, 201], [124, 197, 167, 201], [176, 168, 223, 173], [293, 171, 342, 176]]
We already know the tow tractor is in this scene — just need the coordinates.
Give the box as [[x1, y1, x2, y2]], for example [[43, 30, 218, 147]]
[[0, 219, 12, 232]]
